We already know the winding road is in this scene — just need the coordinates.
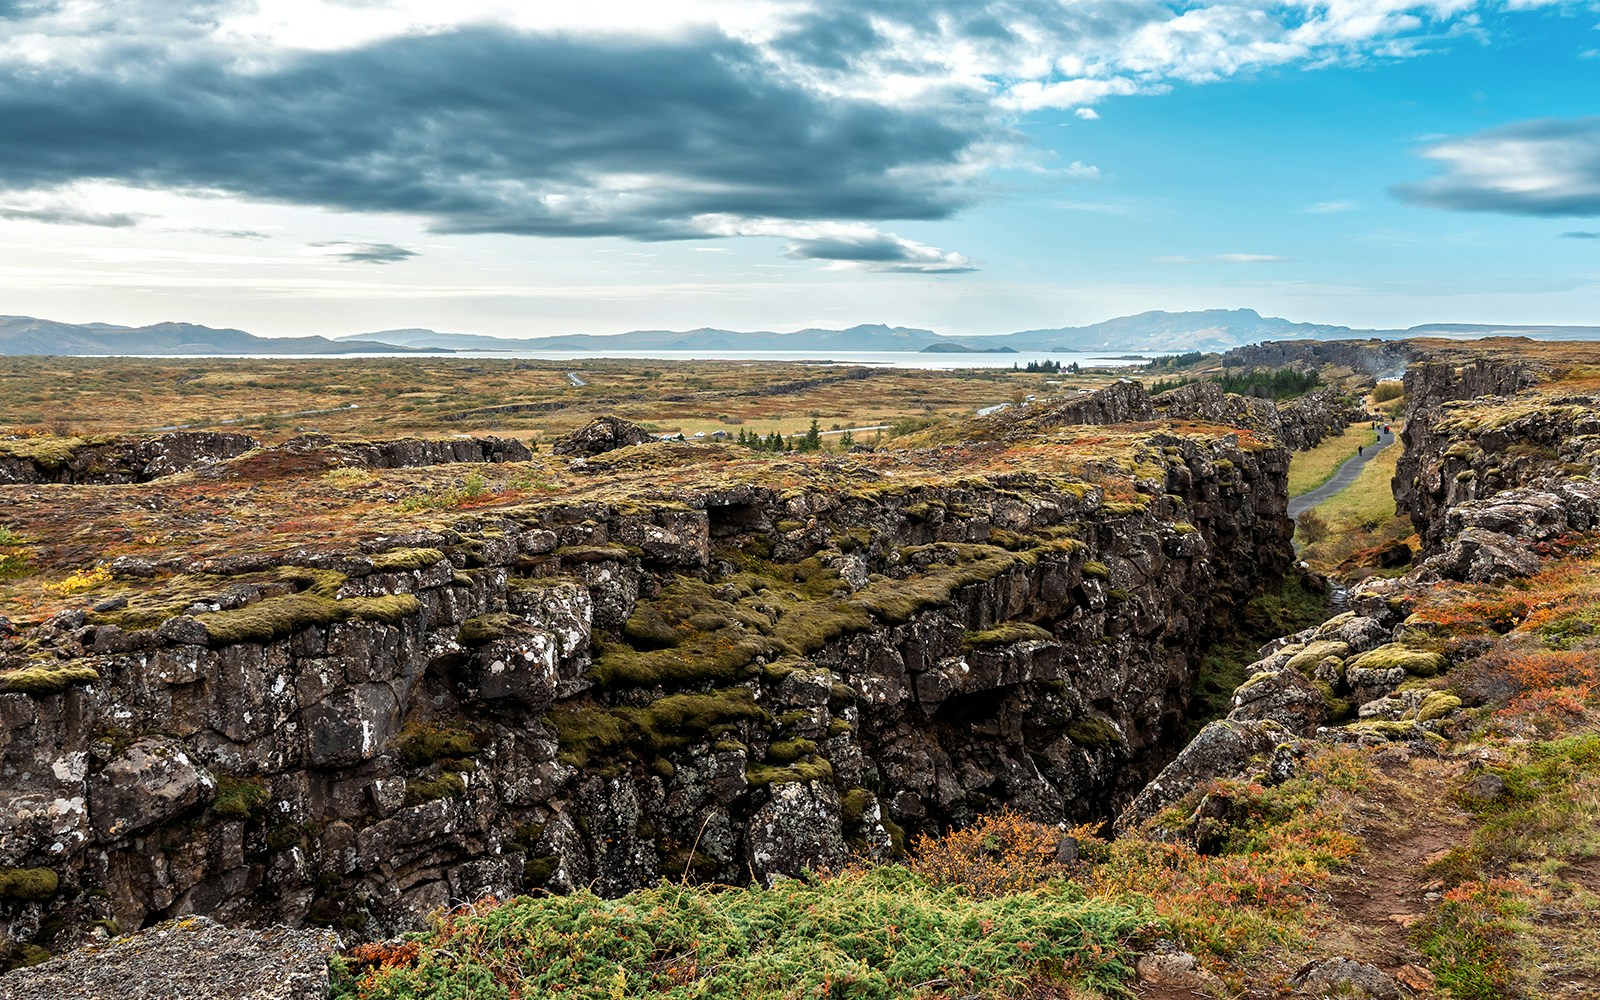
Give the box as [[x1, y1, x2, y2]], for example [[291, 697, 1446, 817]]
[[1288, 426, 1396, 518]]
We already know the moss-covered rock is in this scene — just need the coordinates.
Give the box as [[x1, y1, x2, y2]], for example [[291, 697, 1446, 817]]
[[0, 867, 58, 901], [1415, 691, 1464, 723], [1347, 644, 1448, 678], [0, 663, 99, 696], [1284, 640, 1349, 675]]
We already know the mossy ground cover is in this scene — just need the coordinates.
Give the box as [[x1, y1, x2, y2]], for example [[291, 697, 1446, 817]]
[[331, 865, 1146, 1000]]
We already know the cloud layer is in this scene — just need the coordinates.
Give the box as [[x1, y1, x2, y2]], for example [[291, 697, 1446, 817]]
[[0, 1, 1568, 270], [1396, 118, 1600, 216]]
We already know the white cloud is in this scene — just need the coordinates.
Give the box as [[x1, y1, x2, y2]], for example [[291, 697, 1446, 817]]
[[1304, 200, 1361, 213], [1158, 252, 1287, 263], [1074, 108, 1100, 120]]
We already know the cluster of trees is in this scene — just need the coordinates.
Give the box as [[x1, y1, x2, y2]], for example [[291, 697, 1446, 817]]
[[737, 419, 846, 453], [1147, 367, 1321, 401], [1145, 351, 1211, 371], [1212, 367, 1321, 400], [1010, 360, 1079, 373]]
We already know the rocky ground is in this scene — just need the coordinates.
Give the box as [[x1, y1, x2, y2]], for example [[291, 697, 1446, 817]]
[[6, 342, 1600, 998]]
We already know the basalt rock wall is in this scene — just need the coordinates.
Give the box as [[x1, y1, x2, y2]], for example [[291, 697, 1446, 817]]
[[0, 433, 532, 485], [1221, 339, 1415, 380], [1394, 360, 1588, 551], [1392, 358, 1600, 581], [0, 424, 1290, 956]]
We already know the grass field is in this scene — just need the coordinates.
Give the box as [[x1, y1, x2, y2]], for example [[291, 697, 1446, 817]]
[[0, 356, 1125, 446], [1288, 423, 1379, 497]]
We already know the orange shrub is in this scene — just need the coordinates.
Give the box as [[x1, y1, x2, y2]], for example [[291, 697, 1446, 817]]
[[908, 808, 1071, 897]]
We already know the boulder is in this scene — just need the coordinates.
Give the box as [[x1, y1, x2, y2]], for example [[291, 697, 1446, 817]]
[[0, 916, 340, 1000], [746, 781, 846, 883], [1116, 719, 1289, 831], [1416, 527, 1541, 584], [552, 416, 654, 457], [89, 738, 213, 842], [1290, 956, 1400, 999]]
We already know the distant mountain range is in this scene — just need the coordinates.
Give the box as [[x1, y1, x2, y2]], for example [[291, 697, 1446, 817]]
[[0, 316, 445, 356], [350, 310, 1600, 355], [5, 308, 1600, 357]]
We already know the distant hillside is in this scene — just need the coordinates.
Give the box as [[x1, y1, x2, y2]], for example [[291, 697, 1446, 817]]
[[345, 310, 1370, 354], [988, 308, 1355, 353], [341, 323, 947, 353], [0, 316, 445, 356]]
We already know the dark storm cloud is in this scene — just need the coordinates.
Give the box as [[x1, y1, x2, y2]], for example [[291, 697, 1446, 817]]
[[0, 204, 144, 226], [310, 241, 418, 264], [782, 230, 976, 272], [1395, 118, 1600, 216], [0, 27, 995, 240]]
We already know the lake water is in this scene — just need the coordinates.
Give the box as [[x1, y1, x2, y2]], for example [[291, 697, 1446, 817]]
[[102, 350, 1158, 370]]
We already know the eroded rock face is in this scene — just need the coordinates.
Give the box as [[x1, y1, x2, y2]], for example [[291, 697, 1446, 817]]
[[0, 411, 1293, 954], [0, 432, 532, 486], [0, 432, 257, 485]]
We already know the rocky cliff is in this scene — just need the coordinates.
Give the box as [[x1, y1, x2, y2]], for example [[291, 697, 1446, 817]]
[[1221, 338, 1414, 379], [1393, 358, 1600, 578], [0, 390, 1293, 959], [0, 432, 532, 485]]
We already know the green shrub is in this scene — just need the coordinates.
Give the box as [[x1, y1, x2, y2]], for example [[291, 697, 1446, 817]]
[[211, 776, 270, 821], [332, 866, 1143, 1000]]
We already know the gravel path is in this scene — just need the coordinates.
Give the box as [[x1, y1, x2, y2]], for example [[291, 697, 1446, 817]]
[[1289, 427, 1396, 518]]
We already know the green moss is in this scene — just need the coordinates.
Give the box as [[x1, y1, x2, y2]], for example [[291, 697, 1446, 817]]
[[828, 718, 852, 736], [1065, 717, 1122, 751], [397, 722, 481, 767], [839, 788, 873, 826], [1346, 719, 1446, 744], [1100, 500, 1147, 516], [458, 612, 518, 646], [1173, 522, 1197, 535], [0, 435, 85, 471], [962, 622, 1054, 649], [747, 757, 834, 788], [1081, 561, 1110, 579], [0, 663, 98, 695], [197, 583, 421, 645], [554, 544, 633, 563], [548, 689, 767, 769], [1313, 680, 1353, 722], [775, 519, 806, 533], [1347, 644, 1448, 678], [211, 776, 270, 821], [1284, 640, 1349, 675], [266, 822, 309, 851], [767, 738, 818, 764], [405, 773, 466, 805], [0, 867, 58, 901], [1416, 691, 1464, 723], [369, 547, 445, 572], [524, 854, 559, 887]]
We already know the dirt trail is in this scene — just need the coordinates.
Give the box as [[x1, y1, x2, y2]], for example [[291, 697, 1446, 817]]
[[1323, 755, 1471, 981]]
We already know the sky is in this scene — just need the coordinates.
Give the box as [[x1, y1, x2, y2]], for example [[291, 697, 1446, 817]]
[[0, 0, 1596, 339]]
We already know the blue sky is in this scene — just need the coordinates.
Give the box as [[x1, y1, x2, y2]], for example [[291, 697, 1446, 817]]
[[0, 1, 1595, 338]]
